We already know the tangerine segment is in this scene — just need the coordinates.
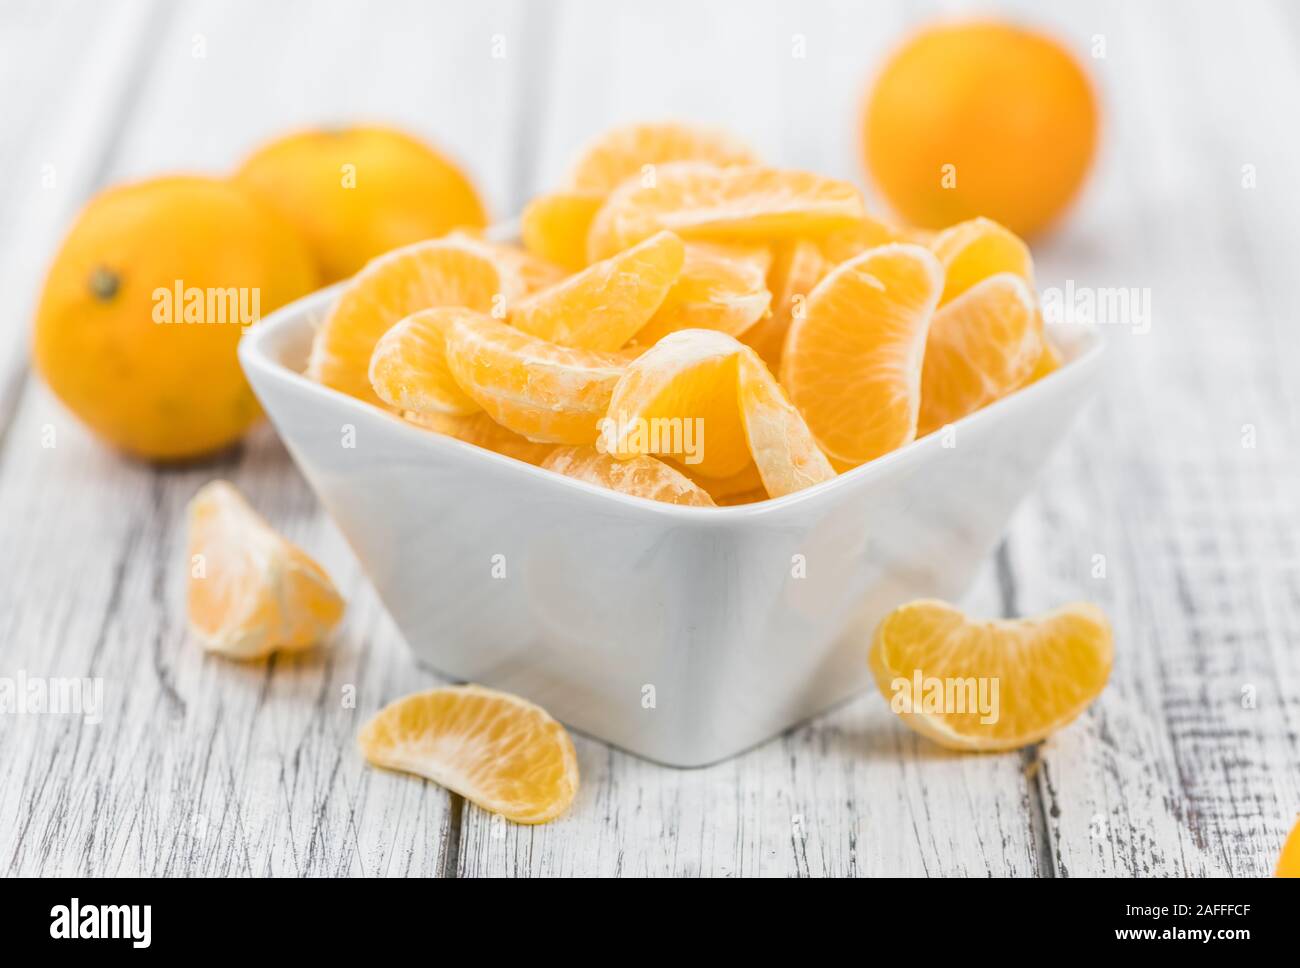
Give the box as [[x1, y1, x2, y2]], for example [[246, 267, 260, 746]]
[[511, 231, 685, 351], [444, 313, 629, 444], [186, 481, 344, 660], [358, 684, 578, 824], [402, 409, 555, 465], [742, 239, 828, 369], [780, 244, 943, 469], [929, 216, 1033, 304], [1025, 335, 1063, 385], [601, 328, 750, 479], [918, 273, 1043, 436], [308, 237, 521, 406], [445, 231, 567, 294], [567, 121, 759, 195], [369, 308, 480, 415], [675, 459, 765, 502], [1278, 819, 1300, 877], [737, 351, 836, 498], [634, 242, 772, 345], [819, 216, 906, 265], [714, 488, 769, 506], [587, 163, 868, 261], [869, 600, 1113, 752], [521, 191, 604, 271], [543, 446, 716, 507]]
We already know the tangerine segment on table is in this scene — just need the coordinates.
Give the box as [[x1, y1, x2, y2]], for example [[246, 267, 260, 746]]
[[601, 328, 751, 479], [567, 120, 759, 195], [868, 599, 1113, 752], [368, 307, 481, 415], [587, 163, 868, 261], [510, 230, 685, 351], [308, 236, 522, 406], [1278, 819, 1300, 877], [521, 191, 604, 270], [543, 446, 716, 507], [736, 351, 837, 498], [358, 684, 578, 824], [742, 239, 828, 370], [186, 481, 344, 661], [918, 273, 1043, 436], [929, 216, 1033, 305], [402, 409, 556, 465], [633, 241, 772, 345], [444, 312, 630, 444], [780, 243, 943, 469]]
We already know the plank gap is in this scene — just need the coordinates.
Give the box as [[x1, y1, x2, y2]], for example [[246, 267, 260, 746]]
[[439, 792, 464, 878], [1021, 745, 1058, 878]]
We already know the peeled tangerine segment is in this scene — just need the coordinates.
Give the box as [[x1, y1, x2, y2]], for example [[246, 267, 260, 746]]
[[369, 307, 480, 415], [602, 328, 751, 479], [742, 239, 829, 370], [510, 230, 685, 351], [603, 328, 833, 496], [444, 311, 630, 444], [443, 230, 567, 294], [781, 243, 943, 469], [1026, 333, 1063, 385], [869, 600, 1113, 752], [567, 120, 759, 196], [918, 273, 1044, 436], [358, 684, 578, 824], [929, 216, 1033, 305], [520, 191, 604, 271], [818, 216, 907, 264], [186, 481, 344, 660], [308, 235, 523, 406], [676, 459, 764, 503], [587, 163, 868, 261], [402, 409, 555, 466], [543, 446, 715, 507], [737, 351, 836, 498], [632, 241, 772, 345]]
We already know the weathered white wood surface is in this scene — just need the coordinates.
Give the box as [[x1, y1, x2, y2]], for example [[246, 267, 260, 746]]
[[1, 0, 1297, 877]]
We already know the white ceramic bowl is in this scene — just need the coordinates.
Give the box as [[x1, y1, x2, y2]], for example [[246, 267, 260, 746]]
[[240, 283, 1104, 767]]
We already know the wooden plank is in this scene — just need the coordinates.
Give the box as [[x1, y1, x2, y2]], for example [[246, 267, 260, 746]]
[[0, 0, 168, 423], [1018, 0, 1300, 875], [0, 0, 540, 876]]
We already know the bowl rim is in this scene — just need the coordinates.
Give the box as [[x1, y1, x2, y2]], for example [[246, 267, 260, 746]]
[[240, 268, 1107, 523]]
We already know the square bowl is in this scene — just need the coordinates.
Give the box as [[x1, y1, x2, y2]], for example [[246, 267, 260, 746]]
[[240, 283, 1104, 767]]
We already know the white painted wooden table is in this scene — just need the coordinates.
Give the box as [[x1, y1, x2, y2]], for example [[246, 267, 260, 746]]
[[2, 0, 1298, 877]]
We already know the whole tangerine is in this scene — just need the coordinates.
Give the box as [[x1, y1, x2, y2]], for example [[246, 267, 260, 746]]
[[235, 125, 488, 282], [863, 20, 1099, 238], [32, 176, 318, 460]]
